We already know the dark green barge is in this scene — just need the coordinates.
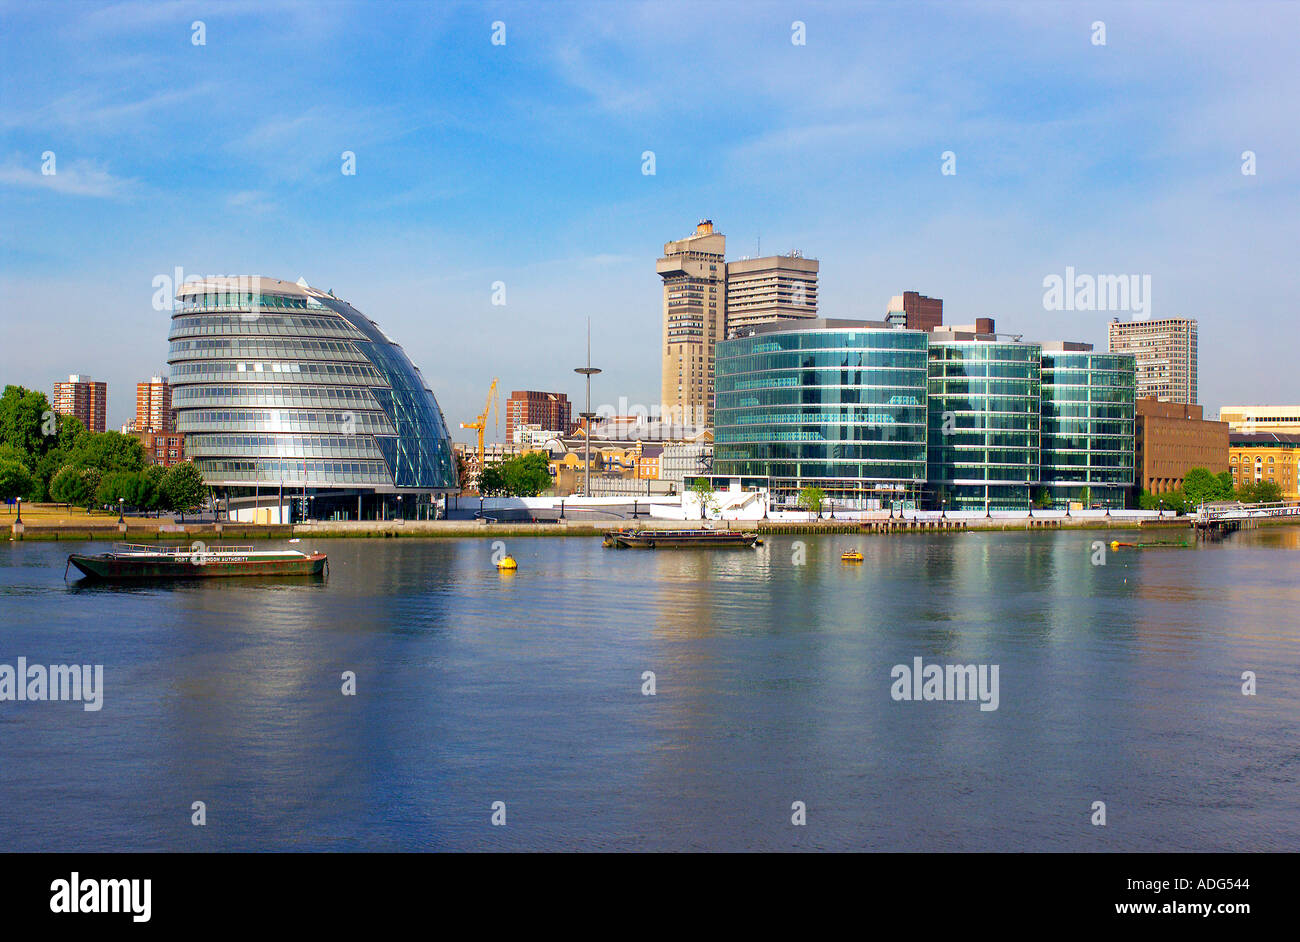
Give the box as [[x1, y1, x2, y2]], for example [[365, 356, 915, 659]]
[[602, 528, 760, 549], [66, 543, 327, 580]]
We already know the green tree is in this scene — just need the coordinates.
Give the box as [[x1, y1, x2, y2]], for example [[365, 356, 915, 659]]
[[160, 461, 206, 518], [50, 464, 101, 510], [95, 470, 146, 509], [692, 477, 719, 519], [1216, 470, 1235, 498], [796, 484, 825, 518], [69, 430, 146, 473], [498, 452, 553, 497], [0, 386, 57, 458], [477, 461, 506, 497], [141, 465, 166, 511], [1033, 487, 1054, 509], [1180, 465, 1227, 504], [0, 458, 32, 509], [1240, 480, 1283, 503]]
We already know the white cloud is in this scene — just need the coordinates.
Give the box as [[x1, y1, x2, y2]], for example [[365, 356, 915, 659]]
[[0, 158, 135, 198]]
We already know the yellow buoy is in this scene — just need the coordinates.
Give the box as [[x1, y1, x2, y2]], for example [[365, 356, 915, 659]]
[[496, 554, 517, 571], [1110, 540, 1120, 551]]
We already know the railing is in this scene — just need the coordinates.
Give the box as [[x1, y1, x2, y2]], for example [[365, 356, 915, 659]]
[[1194, 501, 1300, 524], [111, 543, 256, 554]]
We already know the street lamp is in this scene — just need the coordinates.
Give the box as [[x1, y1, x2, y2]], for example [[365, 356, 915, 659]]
[[118, 497, 124, 524], [1158, 498, 1163, 519], [15, 497, 21, 525], [941, 498, 946, 520], [397, 495, 402, 520]]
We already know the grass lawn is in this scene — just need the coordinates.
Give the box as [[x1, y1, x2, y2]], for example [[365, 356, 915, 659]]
[[3, 502, 165, 526]]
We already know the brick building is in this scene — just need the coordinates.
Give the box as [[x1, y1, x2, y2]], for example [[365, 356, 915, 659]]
[[505, 390, 572, 442], [135, 376, 174, 432], [51, 374, 107, 433], [1134, 397, 1228, 494]]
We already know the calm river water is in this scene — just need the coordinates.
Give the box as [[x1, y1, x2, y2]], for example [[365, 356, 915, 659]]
[[1, 528, 1297, 851]]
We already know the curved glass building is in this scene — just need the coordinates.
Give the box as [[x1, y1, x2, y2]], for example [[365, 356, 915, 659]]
[[714, 319, 929, 505], [167, 276, 456, 521], [926, 339, 1042, 510], [1039, 346, 1135, 508]]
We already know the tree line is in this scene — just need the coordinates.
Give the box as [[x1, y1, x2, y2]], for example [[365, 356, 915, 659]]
[[0, 384, 206, 514], [1137, 467, 1281, 514]]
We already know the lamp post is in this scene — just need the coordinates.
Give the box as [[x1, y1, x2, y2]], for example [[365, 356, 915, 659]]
[[397, 495, 402, 520], [940, 498, 946, 520], [15, 497, 21, 525], [118, 497, 124, 524], [574, 320, 601, 501], [1158, 497, 1163, 519]]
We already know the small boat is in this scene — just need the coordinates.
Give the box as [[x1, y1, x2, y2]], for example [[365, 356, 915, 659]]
[[602, 527, 760, 549], [66, 543, 327, 580], [841, 549, 864, 562]]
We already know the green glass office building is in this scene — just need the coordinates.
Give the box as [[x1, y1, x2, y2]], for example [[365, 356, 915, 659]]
[[713, 319, 929, 504], [1039, 346, 1136, 508], [926, 339, 1042, 511], [714, 320, 1136, 511]]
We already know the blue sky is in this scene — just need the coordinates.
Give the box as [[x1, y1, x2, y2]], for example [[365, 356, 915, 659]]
[[2, 0, 1297, 434]]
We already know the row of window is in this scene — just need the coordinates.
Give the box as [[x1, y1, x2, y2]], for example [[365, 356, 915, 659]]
[[170, 338, 367, 359], [178, 292, 312, 311], [722, 333, 927, 355], [173, 361, 384, 382], [169, 313, 366, 340], [174, 385, 379, 407], [196, 458, 391, 484], [176, 409, 392, 435], [718, 352, 930, 373]]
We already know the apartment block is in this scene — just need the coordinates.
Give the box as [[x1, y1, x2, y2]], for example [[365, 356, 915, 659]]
[[52, 374, 107, 433], [1107, 317, 1198, 404], [135, 376, 174, 432], [724, 252, 818, 336], [505, 390, 572, 442]]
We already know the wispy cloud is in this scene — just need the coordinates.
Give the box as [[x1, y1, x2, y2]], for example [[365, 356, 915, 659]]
[[0, 157, 135, 198]]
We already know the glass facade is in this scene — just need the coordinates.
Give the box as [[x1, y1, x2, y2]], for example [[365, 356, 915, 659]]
[[714, 329, 929, 503], [167, 280, 457, 512], [712, 324, 1137, 511], [927, 341, 1041, 510], [1040, 351, 1136, 507]]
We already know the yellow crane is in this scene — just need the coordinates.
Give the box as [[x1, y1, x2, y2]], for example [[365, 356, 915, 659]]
[[460, 377, 499, 469]]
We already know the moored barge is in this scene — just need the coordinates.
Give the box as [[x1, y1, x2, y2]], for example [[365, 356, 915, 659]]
[[66, 543, 327, 580], [602, 528, 760, 549]]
